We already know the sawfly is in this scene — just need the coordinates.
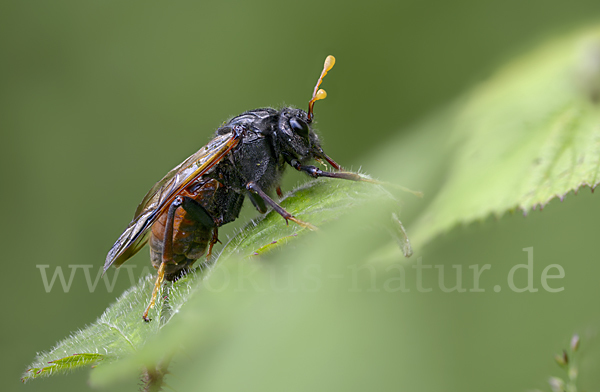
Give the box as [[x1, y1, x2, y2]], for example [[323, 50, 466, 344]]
[[104, 56, 371, 321]]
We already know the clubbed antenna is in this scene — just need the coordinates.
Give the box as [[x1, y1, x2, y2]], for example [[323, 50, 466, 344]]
[[308, 55, 335, 122]]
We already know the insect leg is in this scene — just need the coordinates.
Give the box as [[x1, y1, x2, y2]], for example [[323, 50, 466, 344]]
[[143, 197, 183, 322], [248, 192, 268, 214], [291, 160, 363, 181], [246, 181, 317, 231], [142, 261, 166, 322], [295, 160, 423, 197], [179, 196, 216, 229], [206, 227, 220, 260]]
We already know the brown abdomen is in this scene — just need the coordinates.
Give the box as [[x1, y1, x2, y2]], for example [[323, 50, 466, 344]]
[[149, 178, 221, 281]]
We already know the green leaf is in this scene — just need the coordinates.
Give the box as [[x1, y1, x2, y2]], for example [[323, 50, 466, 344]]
[[409, 26, 600, 246], [89, 179, 403, 388], [22, 177, 396, 384], [22, 273, 177, 382], [23, 354, 103, 381]]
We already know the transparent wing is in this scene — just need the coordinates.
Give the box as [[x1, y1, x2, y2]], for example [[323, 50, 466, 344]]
[[104, 132, 240, 272]]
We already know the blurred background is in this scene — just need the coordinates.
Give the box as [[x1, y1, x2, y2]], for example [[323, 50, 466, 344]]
[[2, 0, 600, 391]]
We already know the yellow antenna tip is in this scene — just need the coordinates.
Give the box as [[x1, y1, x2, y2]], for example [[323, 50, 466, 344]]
[[308, 55, 336, 120], [324, 55, 336, 71], [315, 89, 327, 100]]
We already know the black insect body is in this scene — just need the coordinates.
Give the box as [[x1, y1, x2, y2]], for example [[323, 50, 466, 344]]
[[104, 56, 366, 321]]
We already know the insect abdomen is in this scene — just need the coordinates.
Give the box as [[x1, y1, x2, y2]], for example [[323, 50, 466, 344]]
[[149, 178, 222, 280], [149, 208, 212, 280]]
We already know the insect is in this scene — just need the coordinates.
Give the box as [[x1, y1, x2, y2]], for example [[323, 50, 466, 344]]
[[104, 55, 369, 321]]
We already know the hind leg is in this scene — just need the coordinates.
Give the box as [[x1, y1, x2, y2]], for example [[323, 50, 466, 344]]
[[143, 197, 183, 322], [143, 196, 217, 322]]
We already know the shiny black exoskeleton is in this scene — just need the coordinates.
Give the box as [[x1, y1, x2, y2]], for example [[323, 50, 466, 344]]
[[149, 106, 360, 282], [213, 107, 344, 209], [104, 55, 364, 321]]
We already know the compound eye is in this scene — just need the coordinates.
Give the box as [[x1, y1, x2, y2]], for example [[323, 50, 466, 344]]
[[289, 117, 310, 140]]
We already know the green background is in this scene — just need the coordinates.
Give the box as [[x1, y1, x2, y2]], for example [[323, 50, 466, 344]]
[[2, 1, 600, 391]]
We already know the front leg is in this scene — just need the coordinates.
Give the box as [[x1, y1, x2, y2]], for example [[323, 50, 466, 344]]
[[291, 159, 364, 181], [292, 159, 425, 198], [246, 182, 317, 231]]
